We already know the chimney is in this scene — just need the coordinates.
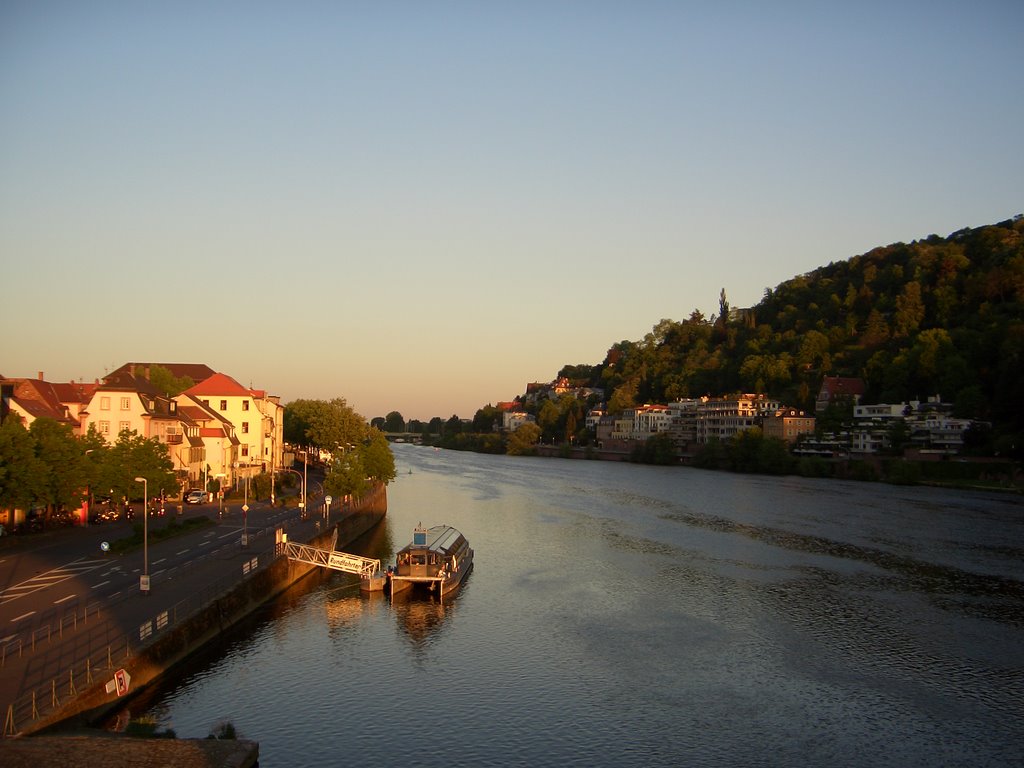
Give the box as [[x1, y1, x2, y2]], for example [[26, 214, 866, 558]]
[[38, 371, 44, 380]]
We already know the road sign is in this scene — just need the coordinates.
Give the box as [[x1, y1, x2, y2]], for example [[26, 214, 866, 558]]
[[325, 495, 332, 506], [140, 574, 150, 593], [114, 668, 131, 696], [242, 504, 249, 514]]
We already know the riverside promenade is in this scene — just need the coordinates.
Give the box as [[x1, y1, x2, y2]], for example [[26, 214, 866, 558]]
[[0, 484, 386, 753]]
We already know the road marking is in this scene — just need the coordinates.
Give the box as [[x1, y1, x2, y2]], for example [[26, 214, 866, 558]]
[[92, 580, 110, 589], [152, 558, 166, 565], [199, 540, 210, 547], [11, 611, 35, 623], [54, 594, 76, 605], [176, 549, 189, 555], [0, 557, 109, 604]]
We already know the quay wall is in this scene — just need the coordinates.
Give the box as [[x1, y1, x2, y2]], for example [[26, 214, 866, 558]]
[[28, 485, 387, 734]]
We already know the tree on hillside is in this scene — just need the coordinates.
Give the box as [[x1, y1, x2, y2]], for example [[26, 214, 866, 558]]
[[473, 405, 502, 433], [507, 423, 541, 455]]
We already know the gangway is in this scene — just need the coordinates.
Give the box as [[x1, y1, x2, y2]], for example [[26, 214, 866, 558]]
[[283, 540, 380, 578]]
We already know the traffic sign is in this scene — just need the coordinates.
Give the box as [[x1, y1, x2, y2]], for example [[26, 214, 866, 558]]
[[242, 504, 249, 514], [325, 496, 332, 505], [114, 668, 131, 696]]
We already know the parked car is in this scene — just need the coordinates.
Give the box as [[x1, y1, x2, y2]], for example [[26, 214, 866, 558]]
[[185, 489, 206, 505]]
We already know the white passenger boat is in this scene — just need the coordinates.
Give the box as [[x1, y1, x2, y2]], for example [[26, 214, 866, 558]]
[[388, 524, 473, 601]]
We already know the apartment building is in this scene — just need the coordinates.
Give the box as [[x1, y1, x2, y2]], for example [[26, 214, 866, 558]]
[[762, 407, 816, 444], [183, 373, 283, 483]]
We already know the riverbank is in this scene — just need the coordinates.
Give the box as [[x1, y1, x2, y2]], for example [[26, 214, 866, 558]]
[[11, 484, 386, 738]]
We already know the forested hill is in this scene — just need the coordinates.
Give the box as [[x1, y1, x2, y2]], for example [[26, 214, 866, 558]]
[[558, 214, 1024, 443]]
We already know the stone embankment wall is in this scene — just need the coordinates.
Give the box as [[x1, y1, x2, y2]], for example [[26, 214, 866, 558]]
[[30, 485, 387, 734]]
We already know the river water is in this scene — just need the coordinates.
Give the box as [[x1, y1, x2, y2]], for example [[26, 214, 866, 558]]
[[132, 445, 1024, 766]]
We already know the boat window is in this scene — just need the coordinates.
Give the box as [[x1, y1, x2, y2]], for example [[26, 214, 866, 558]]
[[412, 554, 427, 565]]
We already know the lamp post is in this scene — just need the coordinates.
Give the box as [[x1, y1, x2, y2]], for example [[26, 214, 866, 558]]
[[241, 472, 250, 547], [215, 472, 226, 515], [134, 476, 149, 593]]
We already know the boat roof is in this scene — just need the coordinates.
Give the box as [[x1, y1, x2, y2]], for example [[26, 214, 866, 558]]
[[399, 525, 466, 556]]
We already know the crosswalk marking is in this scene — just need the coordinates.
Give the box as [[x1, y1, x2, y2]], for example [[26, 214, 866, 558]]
[[0, 558, 108, 604]]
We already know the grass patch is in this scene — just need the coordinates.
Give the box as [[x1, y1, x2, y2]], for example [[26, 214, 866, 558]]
[[109, 515, 214, 554]]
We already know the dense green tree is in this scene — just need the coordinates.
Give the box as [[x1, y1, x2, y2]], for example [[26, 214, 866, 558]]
[[361, 428, 397, 484], [473, 405, 502, 433], [284, 398, 368, 453], [30, 418, 92, 518], [384, 411, 405, 433], [0, 418, 46, 512], [103, 430, 176, 503], [325, 449, 367, 501], [148, 365, 195, 397], [507, 423, 542, 455]]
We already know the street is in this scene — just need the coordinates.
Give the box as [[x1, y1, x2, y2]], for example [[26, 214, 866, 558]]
[[0, 495, 332, 730]]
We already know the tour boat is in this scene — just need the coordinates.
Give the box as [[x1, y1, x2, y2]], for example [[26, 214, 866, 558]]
[[388, 524, 473, 601]]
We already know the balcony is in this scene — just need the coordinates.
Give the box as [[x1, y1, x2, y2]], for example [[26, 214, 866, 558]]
[[166, 434, 183, 444]]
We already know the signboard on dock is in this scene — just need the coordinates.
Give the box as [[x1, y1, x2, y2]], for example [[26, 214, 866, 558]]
[[329, 552, 366, 572]]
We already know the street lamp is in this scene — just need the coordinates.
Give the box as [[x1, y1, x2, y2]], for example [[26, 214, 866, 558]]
[[134, 476, 149, 594]]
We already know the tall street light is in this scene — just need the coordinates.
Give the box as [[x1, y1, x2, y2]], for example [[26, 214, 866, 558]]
[[134, 476, 149, 594]]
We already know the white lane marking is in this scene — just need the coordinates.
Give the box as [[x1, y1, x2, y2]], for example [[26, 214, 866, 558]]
[[54, 594, 76, 605], [11, 611, 36, 622], [92, 580, 110, 589], [0, 557, 109, 604]]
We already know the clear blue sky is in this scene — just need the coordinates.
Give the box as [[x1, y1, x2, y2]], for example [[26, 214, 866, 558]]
[[2, 1, 1021, 421]]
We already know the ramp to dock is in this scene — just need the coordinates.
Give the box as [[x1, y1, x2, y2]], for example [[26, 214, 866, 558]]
[[283, 540, 380, 578]]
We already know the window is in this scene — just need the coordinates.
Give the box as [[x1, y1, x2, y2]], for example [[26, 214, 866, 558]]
[[241, 445, 249, 457], [100, 397, 110, 410], [220, 400, 228, 411], [203, 399, 209, 407], [120, 397, 130, 410], [119, 421, 130, 433], [99, 420, 110, 435], [242, 400, 249, 411], [242, 422, 249, 434]]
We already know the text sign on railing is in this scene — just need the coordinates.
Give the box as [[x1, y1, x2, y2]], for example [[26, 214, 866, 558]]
[[328, 552, 370, 572]]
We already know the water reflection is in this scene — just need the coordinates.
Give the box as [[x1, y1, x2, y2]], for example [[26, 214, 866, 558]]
[[135, 446, 1024, 766]]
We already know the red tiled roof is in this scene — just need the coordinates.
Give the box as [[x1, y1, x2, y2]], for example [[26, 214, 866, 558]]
[[185, 372, 251, 397], [821, 376, 865, 396]]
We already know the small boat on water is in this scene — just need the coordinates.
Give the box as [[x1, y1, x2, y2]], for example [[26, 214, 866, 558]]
[[388, 524, 473, 601]]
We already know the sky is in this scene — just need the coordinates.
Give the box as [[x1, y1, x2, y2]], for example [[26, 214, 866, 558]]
[[2, 1, 1022, 422]]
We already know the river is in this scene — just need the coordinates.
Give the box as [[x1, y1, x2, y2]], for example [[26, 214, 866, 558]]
[[127, 445, 1024, 766]]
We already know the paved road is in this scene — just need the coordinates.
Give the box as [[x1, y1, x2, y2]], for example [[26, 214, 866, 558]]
[[0, 496, 336, 729]]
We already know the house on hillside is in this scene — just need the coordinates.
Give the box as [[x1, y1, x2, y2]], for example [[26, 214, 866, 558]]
[[815, 376, 865, 413], [762, 407, 816, 444]]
